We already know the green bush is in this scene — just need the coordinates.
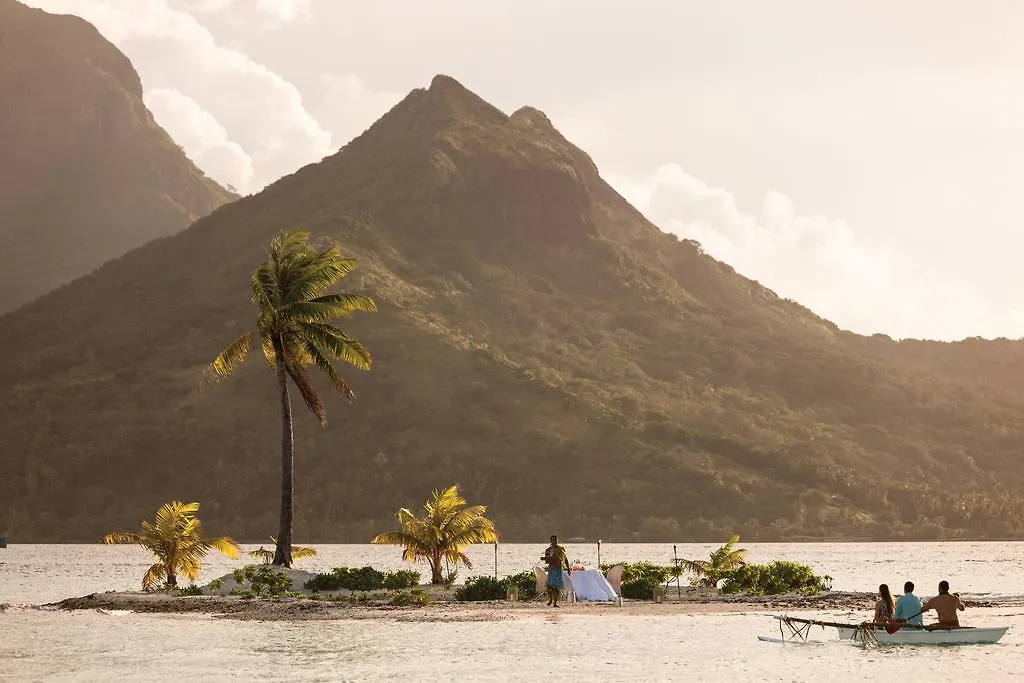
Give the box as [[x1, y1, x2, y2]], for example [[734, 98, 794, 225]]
[[718, 560, 831, 596], [174, 584, 203, 596], [455, 576, 505, 601], [388, 588, 431, 606], [305, 566, 419, 592], [503, 570, 539, 600], [455, 572, 542, 601], [382, 570, 421, 590], [601, 561, 674, 600], [232, 565, 293, 598]]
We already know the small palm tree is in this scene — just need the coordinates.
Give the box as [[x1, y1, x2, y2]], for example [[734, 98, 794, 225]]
[[371, 485, 499, 584], [249, 537, 318, 565], [103, 501, 240, 590], [683, 533, 748, 587], [204, 230, 375, 567]]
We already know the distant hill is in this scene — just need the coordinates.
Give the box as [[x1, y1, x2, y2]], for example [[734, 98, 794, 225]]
[[2, 74, 1023, 543], [0, 0, 234, 313]]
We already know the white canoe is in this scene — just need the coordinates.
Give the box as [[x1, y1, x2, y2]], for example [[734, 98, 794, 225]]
[[836, 625, 1008, 645]]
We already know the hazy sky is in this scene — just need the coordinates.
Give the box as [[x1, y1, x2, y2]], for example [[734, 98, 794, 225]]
[[25, 0, 1024, 341]]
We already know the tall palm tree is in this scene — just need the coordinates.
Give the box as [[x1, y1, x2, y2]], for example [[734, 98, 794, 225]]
[[204, 230, 375, 567], [371, 485, 499, 584], [103, 501, 240, 590]]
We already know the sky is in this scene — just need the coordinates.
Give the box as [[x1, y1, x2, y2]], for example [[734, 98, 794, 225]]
[[24, 0, 1024, 341]]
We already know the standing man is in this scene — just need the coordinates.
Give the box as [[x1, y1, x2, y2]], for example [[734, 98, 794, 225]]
[[921, 580, 966, 628], [894, 581, 924, 625], [542, 535, 571, 607]]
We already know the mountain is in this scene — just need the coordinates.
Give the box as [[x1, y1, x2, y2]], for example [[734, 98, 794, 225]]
[[3, 74, 1024, 543], [0, 0, 234, 313]]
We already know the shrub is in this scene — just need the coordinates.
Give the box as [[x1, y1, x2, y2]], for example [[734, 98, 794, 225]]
[[382, 570, 421, 590], [503, 570, 538, 600], [231, 565, 293, 598], [175, 584, 203, 596], [304, 566, 420, 592], [455, 576, 505, 601], [601, 561, 674, 600], [718, 560, 831, 596], [388, 588, 431, 606], [304, 566, 386, 592], [208, 578, 224, 592]]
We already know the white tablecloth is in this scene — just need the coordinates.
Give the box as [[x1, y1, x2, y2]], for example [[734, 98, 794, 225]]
[[567, 569, 618, 601]]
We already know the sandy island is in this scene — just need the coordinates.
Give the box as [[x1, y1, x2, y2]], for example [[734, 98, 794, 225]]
[[44, 590, 1004, 623], [40, 569, 1007, 622]]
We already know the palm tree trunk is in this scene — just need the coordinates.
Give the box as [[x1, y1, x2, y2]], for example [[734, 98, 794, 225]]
[[430, 554, 443, 584], [272, 342, 294, 568]]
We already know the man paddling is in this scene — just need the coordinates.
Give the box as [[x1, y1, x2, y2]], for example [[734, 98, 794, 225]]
[[921, 580, 966, 628], [894, 581, 924, 625], [542, 535, 571, 607]]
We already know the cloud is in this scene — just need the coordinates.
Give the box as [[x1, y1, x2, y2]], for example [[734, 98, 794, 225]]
[[313, 75, 405, 150], [170, 0, 313, 25], [611, 164, 1024, 341], [26, 0, 331, 193], [145, 88, 253, 192]]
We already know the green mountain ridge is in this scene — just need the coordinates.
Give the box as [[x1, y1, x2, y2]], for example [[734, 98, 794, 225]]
[[0, 0, 234, 313], [2, 73, 1023, 543]]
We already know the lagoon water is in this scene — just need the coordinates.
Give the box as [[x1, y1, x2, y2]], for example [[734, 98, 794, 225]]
[[3, 542, 1023, 681]]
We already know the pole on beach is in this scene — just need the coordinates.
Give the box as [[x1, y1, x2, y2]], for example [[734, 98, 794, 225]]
[[494, 541, 498, 579], [673, 544, 681, 598], [597, 539, 602, 568]]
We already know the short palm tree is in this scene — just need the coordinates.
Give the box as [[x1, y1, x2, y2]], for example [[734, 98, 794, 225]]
[[249, 537, 318, 565], [683, 533, 748, 587], [371, 485, 499, 584], [204, 230, 375, 567], [103, 501, 240, 590]]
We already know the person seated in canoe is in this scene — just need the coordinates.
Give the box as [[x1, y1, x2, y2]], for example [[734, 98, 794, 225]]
[[921, 580, 966, 629], [872, 583, 895, 624], [541, 535, 571, 607], [894, 581, 924, 625]]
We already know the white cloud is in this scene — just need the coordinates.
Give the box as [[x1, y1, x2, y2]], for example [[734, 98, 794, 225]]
[[25, 0, 331, 193], [170, 0, 313, 25], [313, 75, 404, 150], [146, 88, 253, 192], [612, 164, 1024, 341]]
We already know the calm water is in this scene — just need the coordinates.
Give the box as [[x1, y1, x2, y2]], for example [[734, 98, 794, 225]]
[[2, 543, 1023, 681]]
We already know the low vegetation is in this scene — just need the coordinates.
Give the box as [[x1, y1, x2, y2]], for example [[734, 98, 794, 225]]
[[454, 571, 539, 602], [304, 566, 421, 592]]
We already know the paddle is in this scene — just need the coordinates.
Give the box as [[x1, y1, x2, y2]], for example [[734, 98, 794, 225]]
[[884, 610, 924, 634]]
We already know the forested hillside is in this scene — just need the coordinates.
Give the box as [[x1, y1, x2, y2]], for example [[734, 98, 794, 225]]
[[2, 74, 1022, 542]]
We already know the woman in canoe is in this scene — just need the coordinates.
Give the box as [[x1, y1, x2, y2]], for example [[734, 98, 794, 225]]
[[874, 583, 896, 624]]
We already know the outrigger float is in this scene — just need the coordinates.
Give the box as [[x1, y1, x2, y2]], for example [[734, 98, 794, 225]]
[[760, 615, 1009, 646]]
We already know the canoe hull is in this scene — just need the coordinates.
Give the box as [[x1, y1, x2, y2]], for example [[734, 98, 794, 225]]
[[836, 626, 1008, 645]]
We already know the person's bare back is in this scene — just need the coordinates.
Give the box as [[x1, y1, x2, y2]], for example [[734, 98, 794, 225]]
[[922, 584, 965, 627]]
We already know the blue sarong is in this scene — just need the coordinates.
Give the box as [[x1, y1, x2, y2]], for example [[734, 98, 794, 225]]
[[546, 567, 565, 590]]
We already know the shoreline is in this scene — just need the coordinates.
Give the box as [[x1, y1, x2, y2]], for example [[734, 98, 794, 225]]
[[41, 590, 1007, 622]]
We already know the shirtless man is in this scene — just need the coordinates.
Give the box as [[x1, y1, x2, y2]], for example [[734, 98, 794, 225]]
[[921, 580, 966, 628], [542, 535, 571, 607]]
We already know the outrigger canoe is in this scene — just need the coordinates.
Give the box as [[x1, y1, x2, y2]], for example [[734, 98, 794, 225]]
[[763, 616, 1008, 646]]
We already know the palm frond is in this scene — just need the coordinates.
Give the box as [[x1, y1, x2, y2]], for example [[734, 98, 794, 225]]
[[281, 294, 377, 323], [103, 531, 145, 546], [249, 547, 275, 564], [298, 322, 372, 372], [301, 339, 354, 400], [284, 360, 326, 425], [202, 332, 254, 388], [142, 562, 167, 590]]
